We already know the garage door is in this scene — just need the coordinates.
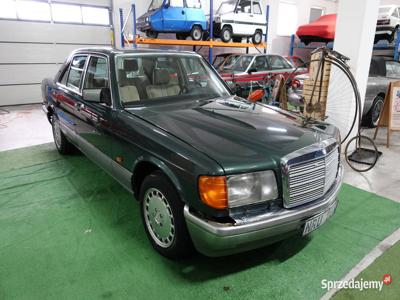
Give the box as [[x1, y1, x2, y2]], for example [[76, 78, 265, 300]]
[[0, 0, 112, 106]]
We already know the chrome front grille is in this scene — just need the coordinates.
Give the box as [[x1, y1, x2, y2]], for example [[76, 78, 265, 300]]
[[281, 139, 339, 208]]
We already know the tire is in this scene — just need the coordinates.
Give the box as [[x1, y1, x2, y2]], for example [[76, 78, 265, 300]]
[[176, 33, 187, 40], [51, 114, 74, 155], [390, 27, 398, 43], [190, 25, 202, 41], [252, 30, 263, 44], [146, 30, 158, 39], [139, 171, 194, 259], [365, 96, 385, 128], [232, 37, 242, 43], [221, 26, 232, 43]]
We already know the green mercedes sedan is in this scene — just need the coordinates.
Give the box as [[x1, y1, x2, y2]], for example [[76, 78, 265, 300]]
[[41, 48, 343, 258]]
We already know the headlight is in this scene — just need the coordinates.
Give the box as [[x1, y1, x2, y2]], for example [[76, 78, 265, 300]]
[[227, 171, 278, 208], [145, 17, 149, 22], [198, 170, 278, 209]]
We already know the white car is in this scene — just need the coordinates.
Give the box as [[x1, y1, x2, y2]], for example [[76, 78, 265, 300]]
[[212, 0, 266, 44], [376, 5, 400, 43]]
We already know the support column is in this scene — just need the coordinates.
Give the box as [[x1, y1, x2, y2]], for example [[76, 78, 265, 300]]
[[326, 0, 379, 141]]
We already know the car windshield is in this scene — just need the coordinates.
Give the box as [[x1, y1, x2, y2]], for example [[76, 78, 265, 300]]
[[115, 54, 231, 107], [148, 0, 163, 11], [223, 55, 253, 72], [216, 0, 237, 15]]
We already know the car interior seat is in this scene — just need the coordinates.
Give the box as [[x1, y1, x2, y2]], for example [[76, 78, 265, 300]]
[[146, 69, 180, 99], [118, 59, 146, 103]]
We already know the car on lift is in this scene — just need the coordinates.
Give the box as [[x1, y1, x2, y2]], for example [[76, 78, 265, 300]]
[[212, 0, 266, 44], [287, 56, 400, 128], [136, 0, 206, 40], [296, 14, 336, 45], [218, 53, 296, 95], [41, 48, 342, 258], [376, 5, 400, 43]]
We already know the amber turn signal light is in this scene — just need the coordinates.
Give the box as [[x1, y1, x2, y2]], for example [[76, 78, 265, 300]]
[[198, 176, 228, 209]]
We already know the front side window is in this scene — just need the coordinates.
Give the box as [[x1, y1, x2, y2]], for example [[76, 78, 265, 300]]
[[252, 56, 268, 71], [115, 55, 231, 106], [253, 2, 262, 14], [148, 0, 163, 11], [84, 57, 109, 89], [66, 55, 87, 90], [236, 0, 251, 13]]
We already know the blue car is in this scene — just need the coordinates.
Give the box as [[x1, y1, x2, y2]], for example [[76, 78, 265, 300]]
[[137, 0, 207, 40]]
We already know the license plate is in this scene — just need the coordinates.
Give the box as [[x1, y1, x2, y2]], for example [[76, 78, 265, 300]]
[[303, 203, 337, 236]]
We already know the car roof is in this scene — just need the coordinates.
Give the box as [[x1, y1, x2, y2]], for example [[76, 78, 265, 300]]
[[72, 47, 199, 57]]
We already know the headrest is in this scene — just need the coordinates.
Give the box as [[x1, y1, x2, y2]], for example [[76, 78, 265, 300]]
[[153, 69, 170, 85], [118, 69, 129, 86], [124, 59, 138, 72]]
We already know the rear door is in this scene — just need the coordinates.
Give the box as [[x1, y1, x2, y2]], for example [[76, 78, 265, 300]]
[[54, 54, 88, 140], [163, 0, 187, 31]]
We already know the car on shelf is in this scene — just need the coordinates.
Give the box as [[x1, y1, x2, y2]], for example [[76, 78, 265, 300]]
[[296, 14, 336, 45], [218, 53, 297, 95], [287, 56, 400, 128], [376, 5, 400, 43], [212, 0, 267, 44], [41, 47, 343, 258], [136, 0, 206, 40]]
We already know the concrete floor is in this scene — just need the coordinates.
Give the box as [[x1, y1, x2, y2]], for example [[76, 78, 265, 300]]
[[1, 103, 399, 203]]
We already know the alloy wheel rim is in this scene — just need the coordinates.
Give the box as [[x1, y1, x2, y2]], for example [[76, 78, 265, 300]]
[[53, 118, 62, 148], [255, 33, 261, 43], [143, 188, 175, 248], [223, 31, 230, 41]]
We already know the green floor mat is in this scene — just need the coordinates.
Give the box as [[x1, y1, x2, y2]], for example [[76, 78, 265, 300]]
[[0, 143, 399, 300], [333, 240, 400, 299]]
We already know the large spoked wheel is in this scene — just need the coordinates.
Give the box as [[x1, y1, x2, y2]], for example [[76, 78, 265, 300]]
[[51, 114, 74, 154], [139, 171, 193, 259]]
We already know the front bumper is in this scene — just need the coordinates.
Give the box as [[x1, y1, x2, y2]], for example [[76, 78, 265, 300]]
[[375, 25, 395, 36], [184, 166, 343, 257]]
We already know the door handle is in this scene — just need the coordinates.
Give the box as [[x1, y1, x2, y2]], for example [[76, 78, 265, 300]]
[[249, 14, 254, 17], [181, 10, 185, 15]]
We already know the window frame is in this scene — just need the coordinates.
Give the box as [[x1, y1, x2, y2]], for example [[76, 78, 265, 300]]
[[252, 1, 262, 15], [65, 55, 89, 93]]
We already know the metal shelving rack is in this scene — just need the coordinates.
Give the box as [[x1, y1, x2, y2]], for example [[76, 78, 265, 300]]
[[118, 2, 270, 62], [289, 28, 400, 61]]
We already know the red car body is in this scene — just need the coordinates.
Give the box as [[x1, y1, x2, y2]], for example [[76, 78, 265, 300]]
[[296, 14, 336, 45]]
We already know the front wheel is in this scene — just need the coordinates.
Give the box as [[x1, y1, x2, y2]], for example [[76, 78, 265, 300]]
[[221, 26, 232, 43], [190, 25, 202, 41], [139, 171, 194, 259], [252, 31, 263, 44]]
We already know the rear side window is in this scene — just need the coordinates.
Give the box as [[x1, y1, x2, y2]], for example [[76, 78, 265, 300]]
[[236, 0, 251, 13], [266, 55, 292, 70], [253, 56, 268, 71], [66, 55, 87, 90]]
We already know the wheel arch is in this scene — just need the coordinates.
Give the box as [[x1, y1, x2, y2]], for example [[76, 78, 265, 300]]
[[191, 22, 206, 31], [131, 156, 185, 202]]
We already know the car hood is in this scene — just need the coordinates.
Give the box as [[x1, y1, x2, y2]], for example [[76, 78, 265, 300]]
[[125, 97, 337, 174]]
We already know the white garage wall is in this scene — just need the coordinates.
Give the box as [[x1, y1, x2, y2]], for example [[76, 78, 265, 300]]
[[0, 0, 112, 106]]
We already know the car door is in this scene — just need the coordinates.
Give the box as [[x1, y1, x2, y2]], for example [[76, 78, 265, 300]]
[[54, 55, 88, 142], [163, 0, 186, 31], [234, 0, 252, 35], [251, 1, 264, 33], [79, 55, 115, 162]]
